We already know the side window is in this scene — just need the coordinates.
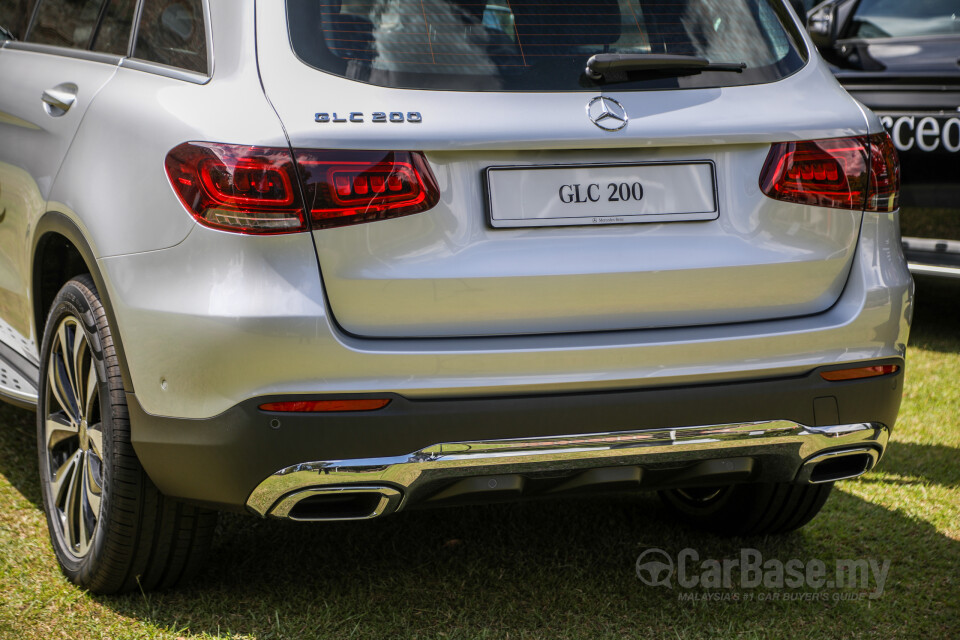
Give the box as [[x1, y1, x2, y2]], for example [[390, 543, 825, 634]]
[[27, 0, 104, 49], [91, 0, 136, 55], [0, 0, 31, 40], [850, 0, 960, 39], [133, 0, 208, 74]]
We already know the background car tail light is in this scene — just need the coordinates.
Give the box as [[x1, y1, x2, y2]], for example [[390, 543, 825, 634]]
[[760, 134, 900, 212], [294, 150, 439, 229], [166, 142, 307, 234]]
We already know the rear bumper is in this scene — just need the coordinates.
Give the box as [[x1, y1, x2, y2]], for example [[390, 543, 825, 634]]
[[129, 361, 903, 514]]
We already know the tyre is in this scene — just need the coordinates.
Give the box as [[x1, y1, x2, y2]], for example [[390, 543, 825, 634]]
[[658, 482, 833, 536], [37, 275, 216, 594]]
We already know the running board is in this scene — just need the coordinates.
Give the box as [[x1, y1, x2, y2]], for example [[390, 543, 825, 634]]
[[0, 350, 39, 409]]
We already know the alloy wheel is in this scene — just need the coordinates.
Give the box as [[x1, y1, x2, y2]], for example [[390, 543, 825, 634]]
[[42, 316, 103, 558]]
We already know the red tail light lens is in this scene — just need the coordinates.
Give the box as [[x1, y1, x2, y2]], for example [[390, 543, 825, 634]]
[[760, 134, 900, 212], [165, 142, 306, 234], [760, 137, 869, 210], [166, 145, 440, 233], [294, 150, 439, 229]]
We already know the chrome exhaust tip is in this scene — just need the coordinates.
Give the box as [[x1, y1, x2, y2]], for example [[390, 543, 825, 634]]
[[267, 485, 402, 521], [797, 448, 879, 484]]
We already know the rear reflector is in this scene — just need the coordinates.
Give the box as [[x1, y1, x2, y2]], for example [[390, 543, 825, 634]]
[[820, 365, 900, 382], [760, 133, 900, 212], [166, 142, 307, 234], [295, 150, 439, 229], [166, 144, 439, 233], [259, 399, 392, 412]]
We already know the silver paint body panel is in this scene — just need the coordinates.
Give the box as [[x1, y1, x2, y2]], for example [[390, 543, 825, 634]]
[[0, 0, 911, 430]]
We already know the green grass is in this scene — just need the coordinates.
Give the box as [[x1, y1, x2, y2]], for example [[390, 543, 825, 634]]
[[1, 278, 958, 639]]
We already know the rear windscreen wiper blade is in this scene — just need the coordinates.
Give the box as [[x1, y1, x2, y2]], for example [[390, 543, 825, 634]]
[[585, 54, 746, 81]]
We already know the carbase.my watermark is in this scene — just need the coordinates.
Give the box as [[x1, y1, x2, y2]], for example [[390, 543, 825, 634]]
[[636, 548, 890, 600]]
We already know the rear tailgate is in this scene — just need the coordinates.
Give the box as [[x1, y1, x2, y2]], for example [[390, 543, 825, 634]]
[[257, 4, 869, 338]]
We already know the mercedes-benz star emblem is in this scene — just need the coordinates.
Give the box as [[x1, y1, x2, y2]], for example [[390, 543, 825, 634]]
[[587, 96, 628, 131]]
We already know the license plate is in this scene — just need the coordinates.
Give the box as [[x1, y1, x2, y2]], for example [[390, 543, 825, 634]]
[[486, 161, 718, 228]]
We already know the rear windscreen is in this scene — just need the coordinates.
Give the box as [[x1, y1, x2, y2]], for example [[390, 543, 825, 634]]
[[287, 0, 807, 91]]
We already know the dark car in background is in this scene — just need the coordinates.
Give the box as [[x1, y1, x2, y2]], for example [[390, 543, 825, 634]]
[[807, 0, 960, 278]]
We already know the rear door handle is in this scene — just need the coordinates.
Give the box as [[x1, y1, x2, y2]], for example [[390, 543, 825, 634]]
[[41, 83, 78, 116]]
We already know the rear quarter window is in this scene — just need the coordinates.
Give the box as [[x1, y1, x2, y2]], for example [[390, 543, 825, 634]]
[[287, 0, 807, 92], [133, 0, 208, 73]]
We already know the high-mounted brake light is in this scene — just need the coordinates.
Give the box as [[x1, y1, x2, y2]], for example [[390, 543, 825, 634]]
[[165, 142, 307, 234], [166, 145, 440, 233], [760, 133, 900, 212], [295, 150, 439, 229]]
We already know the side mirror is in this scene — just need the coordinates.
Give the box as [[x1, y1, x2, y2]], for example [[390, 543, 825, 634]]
[[807, 3, 839, 49]]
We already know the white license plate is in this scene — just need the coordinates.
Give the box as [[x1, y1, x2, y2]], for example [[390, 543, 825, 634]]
[[486, 162, 718, 228]]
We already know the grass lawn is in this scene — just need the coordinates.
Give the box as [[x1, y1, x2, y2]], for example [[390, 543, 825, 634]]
[[1, 277, 957, 639]]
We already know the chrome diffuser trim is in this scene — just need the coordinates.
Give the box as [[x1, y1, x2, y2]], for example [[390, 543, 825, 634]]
[[269, 485, 402, 521], [796, 447, 880, 484], [246, 420, 889, 517]]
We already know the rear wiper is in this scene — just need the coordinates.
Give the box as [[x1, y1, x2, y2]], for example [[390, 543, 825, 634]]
[[585, 54, 746, 81]]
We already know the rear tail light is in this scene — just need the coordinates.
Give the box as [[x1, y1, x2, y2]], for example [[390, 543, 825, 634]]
[[820, 365, 900, 382], [866, 133, 900, 212], [165, 142, 307, 234], [760, 133, 900, 212], [166, 144, 439, 233], [295, 150, 439, 229]]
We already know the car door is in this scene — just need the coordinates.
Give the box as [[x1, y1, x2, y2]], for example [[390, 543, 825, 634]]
[[0, 0, 132, 397]]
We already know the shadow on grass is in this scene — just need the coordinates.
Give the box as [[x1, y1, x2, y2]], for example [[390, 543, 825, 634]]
[[868, 441, 960, 488], [1, 401, 958, 638], [909, 276, 960, 354]]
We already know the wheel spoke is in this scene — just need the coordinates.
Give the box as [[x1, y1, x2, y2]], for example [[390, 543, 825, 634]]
[[68, 322, 88, 420], [45, 414, 78, 450], [48, 351, 78, 421], [62, 451, 83, 549], [83, 451, 102, 519], [51, 450, 81, 508], [87, 424, 103, 459], [74, 454, 93, 554], [84, 364, 98, 424]]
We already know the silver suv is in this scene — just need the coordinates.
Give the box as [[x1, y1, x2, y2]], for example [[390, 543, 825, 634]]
[[0, 0, 911, 593]]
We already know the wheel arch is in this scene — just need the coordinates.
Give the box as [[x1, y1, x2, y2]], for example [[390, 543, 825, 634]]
[[32, 212, 134, 393]]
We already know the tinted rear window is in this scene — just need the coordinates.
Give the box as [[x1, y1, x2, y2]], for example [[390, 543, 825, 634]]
[[0, 0, 30, 40], [92, 0, 137, 55], [287, 0, 807, 91], [28, 0, 103, 49]]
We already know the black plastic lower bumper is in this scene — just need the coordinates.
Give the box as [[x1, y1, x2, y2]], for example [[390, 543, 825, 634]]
[[129, 359, 904, 512]]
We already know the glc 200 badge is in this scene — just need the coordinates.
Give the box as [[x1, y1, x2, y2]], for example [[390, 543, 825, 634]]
[[315, 111, 422, 123]]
